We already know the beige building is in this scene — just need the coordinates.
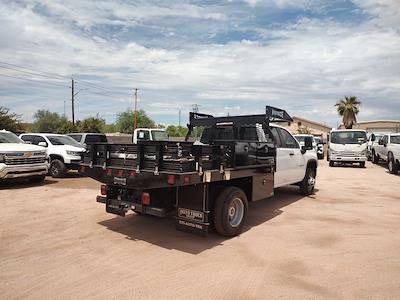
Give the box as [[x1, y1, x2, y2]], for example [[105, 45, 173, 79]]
[[281, 116, 332, 141], [338, 120, 400, 133]]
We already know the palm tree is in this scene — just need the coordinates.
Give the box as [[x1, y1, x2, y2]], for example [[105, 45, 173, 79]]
[[335, 96, 361, 129]]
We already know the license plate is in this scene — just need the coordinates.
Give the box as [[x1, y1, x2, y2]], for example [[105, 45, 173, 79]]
[[113, 177, 127, 186]]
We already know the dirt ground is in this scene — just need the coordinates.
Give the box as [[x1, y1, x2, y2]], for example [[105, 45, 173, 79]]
[[1, 161, 399, 299]]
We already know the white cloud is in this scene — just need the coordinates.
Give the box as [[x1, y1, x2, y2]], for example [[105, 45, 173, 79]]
[[0, 1, 399, 126]]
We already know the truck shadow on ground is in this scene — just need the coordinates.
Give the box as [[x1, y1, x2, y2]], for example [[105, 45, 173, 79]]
[[0, 178, 57, 190], [98, 185, 311, 254]]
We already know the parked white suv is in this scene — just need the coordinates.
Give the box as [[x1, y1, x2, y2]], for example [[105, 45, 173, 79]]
[[0, 130, 48, 182], [19, 133, 86, 178], [372, 133, 400, 174]]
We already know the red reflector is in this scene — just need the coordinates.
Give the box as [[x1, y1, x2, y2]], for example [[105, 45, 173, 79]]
[[101, 185, 107, 195], [184, 175, 190, 184], [79, 165, 86, 173], [117, 170, 123, 177], [129, 170, 137, 177], [142, 192, 151, 205], [106, 169, 112, 176], [167, 175, 175, 185]]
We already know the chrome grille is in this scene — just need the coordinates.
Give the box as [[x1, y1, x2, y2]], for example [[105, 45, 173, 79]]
[[337, 151, 358, 157], [5, 157, 46, 165]]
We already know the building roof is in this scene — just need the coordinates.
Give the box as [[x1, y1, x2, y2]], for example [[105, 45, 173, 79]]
[[292, 116, 332, 130], [350, 120, 400, 124]]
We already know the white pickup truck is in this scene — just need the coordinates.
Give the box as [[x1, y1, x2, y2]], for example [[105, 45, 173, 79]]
[[0, 130, 48, 182], [372, 133, 400, 174], [20, 133, 86, 178]]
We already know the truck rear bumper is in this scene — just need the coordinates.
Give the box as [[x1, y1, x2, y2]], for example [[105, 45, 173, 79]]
[[96, 196, 167, 217], [330, 156, 366, 162], [0, 163, 48, 179]]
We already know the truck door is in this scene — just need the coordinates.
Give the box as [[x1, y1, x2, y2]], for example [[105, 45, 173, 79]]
[[270, 127, 302, 187], [380, 135, 389, 159]]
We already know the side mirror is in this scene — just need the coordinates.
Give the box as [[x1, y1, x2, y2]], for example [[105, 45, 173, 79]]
[[371, 133, 375, 141], [301, 136, 314, 154], [38, 141, 48, 147]]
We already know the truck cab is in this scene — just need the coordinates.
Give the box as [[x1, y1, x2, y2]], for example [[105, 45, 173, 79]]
[[132, 128, 168, 144], [198, 123, 317, 189], [328, 129, 367, 167]]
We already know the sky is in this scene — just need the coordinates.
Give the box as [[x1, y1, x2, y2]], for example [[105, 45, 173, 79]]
[[0, 0, 399, 127]]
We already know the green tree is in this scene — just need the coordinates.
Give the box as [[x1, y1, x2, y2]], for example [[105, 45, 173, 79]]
[[32, 110, 68, 133], [116, 109, 155, 133], [166, 125, 188, 137], [103, 123, 117, 133], [78, 116, 105, 133], [0, 106, 23, 132], [57, 121, 78, 134], [335, 96, 361, 129]]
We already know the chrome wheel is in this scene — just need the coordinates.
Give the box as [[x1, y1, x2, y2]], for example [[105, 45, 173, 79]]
[[228, 198, 244, 228], [388, 159, 393, 172]]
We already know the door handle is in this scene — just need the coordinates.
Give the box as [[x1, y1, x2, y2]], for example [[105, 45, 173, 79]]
[[289, 152, 294, 156]]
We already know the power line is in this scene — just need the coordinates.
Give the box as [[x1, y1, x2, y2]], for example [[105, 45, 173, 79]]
[[0, 65, 67, 82], [0, 73, 69, 88], [0, 61, 67, 80]]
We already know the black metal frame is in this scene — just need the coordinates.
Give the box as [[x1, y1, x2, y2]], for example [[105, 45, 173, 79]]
[[185, 105, 292, 141]]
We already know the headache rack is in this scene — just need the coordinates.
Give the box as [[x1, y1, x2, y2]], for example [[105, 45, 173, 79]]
[[185, 105, 293, 141]]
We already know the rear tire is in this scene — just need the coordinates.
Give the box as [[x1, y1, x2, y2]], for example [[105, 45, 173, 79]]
[[388, 153, 398, 174], [359, 162, 365, 168], [372, 151, 379, 164], [213, 187, 248, 237], [329, 160, 334, 167], [49, 159, 67, 178], [29, 175, 46, 183], [299, 167, 316, 195]]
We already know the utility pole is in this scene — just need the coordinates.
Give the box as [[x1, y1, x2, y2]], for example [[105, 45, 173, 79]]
[[134, 88, 138, 130], [71, 78, 75, 125]]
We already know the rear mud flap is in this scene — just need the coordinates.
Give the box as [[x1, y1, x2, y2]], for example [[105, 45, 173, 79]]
[[176, 219, 209, 236]]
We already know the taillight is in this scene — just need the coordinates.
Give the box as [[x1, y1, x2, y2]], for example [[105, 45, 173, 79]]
[[101, 185, 107, 195], [142, 192, 151, 205], [167, 175, 175, 185], [129, 170, 137, 177], [106, 169, 112, 176], [183, 175, 190, 184]]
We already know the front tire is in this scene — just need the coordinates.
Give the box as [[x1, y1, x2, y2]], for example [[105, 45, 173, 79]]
[[329, 160, 334, 167], [213, 187, 248, 237], [49, 159, 67, 178], [299, 167, 316, 195], [388, 153, 398, 174], [359, 162, 365, 168]]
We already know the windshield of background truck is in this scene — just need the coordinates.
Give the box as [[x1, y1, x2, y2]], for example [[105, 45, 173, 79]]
[[151, 131, 168, 141], [331, 131, 367, 144], [0, 132, 23, 143], [48, 135, 82, 147], [391, 136, 400, 144]]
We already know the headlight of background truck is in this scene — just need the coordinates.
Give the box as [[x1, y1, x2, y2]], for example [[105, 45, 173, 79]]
[[66, 150, 80, 156]]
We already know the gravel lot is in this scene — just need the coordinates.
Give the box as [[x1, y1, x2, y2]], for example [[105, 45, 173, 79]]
[[1, 161, 399, 299]]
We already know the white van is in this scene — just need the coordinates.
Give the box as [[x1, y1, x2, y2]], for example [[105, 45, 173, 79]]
[[328, 129, 367, 167]]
